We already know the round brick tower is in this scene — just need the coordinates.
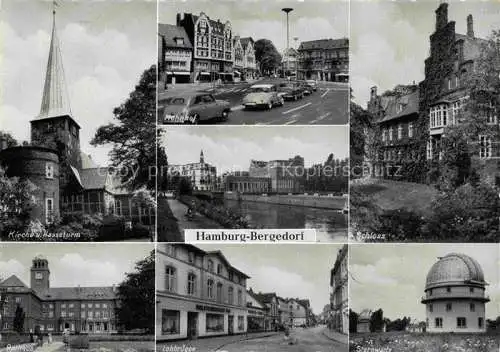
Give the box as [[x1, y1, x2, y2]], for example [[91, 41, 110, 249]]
[[0, 146, 60, 225]]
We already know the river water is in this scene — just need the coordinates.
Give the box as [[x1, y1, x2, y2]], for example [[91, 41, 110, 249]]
[[223, 199, 348, 242]]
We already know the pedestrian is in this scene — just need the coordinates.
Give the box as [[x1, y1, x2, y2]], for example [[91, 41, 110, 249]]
[[48, 332, 53, 344]]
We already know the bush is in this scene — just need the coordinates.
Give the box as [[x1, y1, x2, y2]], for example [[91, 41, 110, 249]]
[[69, 335, 89, 349]]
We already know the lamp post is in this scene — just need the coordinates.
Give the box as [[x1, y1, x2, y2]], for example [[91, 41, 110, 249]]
[[282, 8, 293, 79]]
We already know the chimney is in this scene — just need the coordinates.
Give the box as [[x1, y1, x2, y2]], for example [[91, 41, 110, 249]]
[[467, 14, 474, 37], [176, 13, 182, 26], [435, 3, 448, 31]]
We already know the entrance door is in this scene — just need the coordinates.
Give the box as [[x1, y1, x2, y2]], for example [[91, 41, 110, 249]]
[[228, 315, 234, 335], [187, 312, 198, 339]]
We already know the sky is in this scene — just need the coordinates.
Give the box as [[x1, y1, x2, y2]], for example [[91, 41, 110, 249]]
[[350, 244, 500, 322], [159, 0, 348, 54], [197, 243, 344, 314], [351, 0, 500, 107], [161, 126, 348, 173], [0, 243, 153, 287], [0, 0, 156, 166]]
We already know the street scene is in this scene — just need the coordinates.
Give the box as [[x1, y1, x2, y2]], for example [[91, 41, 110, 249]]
[[158, 126, 349, 242], [349, 244, 500, 352], [157, 244, 348, 352], [0, 244, 154, 352], [158, 0, 348, 125], [350, 1, 500, 242]]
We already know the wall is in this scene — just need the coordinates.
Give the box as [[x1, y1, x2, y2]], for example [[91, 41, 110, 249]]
[[224, 193, 346, 210]]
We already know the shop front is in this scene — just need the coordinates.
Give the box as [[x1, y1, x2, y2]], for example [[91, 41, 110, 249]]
[[157, 295, 248, 341]]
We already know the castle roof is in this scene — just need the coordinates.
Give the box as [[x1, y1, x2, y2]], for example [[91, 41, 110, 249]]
[[37, 11, 73, 122]]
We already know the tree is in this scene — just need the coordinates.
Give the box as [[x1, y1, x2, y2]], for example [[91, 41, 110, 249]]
[[13, 304, 25, 333], [0, 166, 38, 236], [349, 309, 359, 333], [369, 309, 384, 332], [115, 250, 155, 334], [254, 39, 282, 74], [0, 131, 19, 148], [91, 66, 167, 191], [350, 101, 376, 177]]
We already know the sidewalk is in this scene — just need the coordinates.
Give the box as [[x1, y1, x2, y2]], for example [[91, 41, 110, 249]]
[[157, 331, 279, 352], [322, 327, 348, 345]]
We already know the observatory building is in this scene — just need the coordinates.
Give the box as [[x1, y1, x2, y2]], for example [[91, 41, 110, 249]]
[[422, 253, 489, 333]]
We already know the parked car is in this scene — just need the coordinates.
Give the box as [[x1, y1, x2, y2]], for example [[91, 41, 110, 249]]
[[297, 81, 313, 95], [277, 82, 304, 101], [242, 84, 284, 110], [162, 93, 231, 124], [305, 79, 318, 91]]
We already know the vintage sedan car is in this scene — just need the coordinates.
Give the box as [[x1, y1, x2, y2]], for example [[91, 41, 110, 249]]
[[305, 79, 318, 91], [297, 81, 313, 95], [242, 84, 284, 110], [162, 93, 231, 124], [277, 82, 304, 101]]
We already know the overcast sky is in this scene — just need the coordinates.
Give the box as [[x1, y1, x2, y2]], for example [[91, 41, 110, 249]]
[[159, 0, 348, 53], [0, 243, 153, 287], [197, 244, 343, 314], [0, 0, 156, 166], [161, 126, 348, 173], [350, 244, 500, 322], [351, 0, 500, 107]]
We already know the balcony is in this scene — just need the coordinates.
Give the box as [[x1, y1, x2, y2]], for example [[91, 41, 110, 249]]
[[421, 294, 490, 303]]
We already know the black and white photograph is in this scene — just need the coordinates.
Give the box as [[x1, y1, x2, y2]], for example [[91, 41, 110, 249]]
[[0, 1, 157, 241], [350, 1, 500, 242], [157, 126, 349, 242], [0, 243, 154, 351], [157, 243, 347, 352], [349, 244, 500, 352], [158, 0, 349, 125]]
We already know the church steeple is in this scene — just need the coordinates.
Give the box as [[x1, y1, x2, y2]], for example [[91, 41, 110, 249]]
[[200, 150, 205, 163], [38, 5, 72, 120]]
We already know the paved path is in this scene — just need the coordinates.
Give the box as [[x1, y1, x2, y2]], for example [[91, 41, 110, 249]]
[[167, 198, 221, 231], [34, 342, 64, 352]]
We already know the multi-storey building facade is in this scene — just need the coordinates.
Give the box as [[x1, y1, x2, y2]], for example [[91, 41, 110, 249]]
[[248, 156, 305, 194], [420, 3, 499, 185], [176, 12, 234, 82], [277, 297, 292, 327], [240, 37, 257, 80], [330, 244, 348, 333], [246, 290, 270, 332], [167, 151, 217, 191], [158, 24, 193, 85], [297, 38, 349, 82], [0, 256, 118, 334], [282, 48, 299, 77], [156, 244, 249, 341], [288, 299, 308, 327], [251, 292, 279, 331]]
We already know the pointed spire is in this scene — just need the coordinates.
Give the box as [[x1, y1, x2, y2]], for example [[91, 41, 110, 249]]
[[200, 150, 205, 163], [38, 5, 72, 120]]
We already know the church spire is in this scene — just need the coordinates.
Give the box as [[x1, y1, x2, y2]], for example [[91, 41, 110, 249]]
[[38, 4, 72, 120]]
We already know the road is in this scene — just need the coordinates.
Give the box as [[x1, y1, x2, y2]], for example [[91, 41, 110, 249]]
[[157, 327, 346, 352], [220, 326, 346, 352], [159, 80, 348, 125]]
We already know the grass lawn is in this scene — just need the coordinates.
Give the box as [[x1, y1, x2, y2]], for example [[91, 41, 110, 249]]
[[352, 179, 439, 216], [350, 332, 500, 352]]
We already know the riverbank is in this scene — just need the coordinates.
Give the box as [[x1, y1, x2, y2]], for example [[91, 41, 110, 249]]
[[224, 193, 346, 210]]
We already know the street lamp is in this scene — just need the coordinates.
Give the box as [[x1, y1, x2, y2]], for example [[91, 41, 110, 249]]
[[282, 8, 293, 79]]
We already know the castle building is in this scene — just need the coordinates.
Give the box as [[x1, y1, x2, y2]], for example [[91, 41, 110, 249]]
[[167, 150, 217, 191], [176, 12, 234, 82], [330, 244, 348, 333], [297, 38, 349, 82], [0, 9, 154, 228], [156, 244, 249, 341], [421, 253, 489, 333], [420, 3, 499, 185], [0, 256, 118, 334]]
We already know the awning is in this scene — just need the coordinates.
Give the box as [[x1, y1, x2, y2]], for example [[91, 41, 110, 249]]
[[337, 73, 349, 77], [174, 72, 190, 75]]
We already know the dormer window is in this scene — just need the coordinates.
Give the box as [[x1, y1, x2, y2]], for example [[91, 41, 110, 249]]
[[175, 37, 184, 46]]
